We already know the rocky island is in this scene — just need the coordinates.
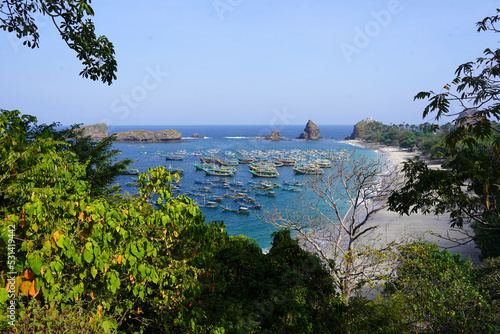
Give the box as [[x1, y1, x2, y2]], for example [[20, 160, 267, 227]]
[[265, 130, 282, 141], [81, 123, 108, 139], [113, 129, 182, 142], [298, 120, 321, 140]]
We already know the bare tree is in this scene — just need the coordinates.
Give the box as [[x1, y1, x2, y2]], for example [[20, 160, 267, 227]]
[[263, 151, 402, 301]]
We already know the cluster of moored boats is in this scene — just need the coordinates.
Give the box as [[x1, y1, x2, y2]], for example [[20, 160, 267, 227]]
[[159, 148, 352, 177], [125, 148, 352, 214], [187, 179, 306, 214]]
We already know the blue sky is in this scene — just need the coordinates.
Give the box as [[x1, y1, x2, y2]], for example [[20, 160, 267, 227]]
[[1, 0, 498, 126]]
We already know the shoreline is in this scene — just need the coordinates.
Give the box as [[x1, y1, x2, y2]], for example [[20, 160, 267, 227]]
[[342, 139, 481, 264]]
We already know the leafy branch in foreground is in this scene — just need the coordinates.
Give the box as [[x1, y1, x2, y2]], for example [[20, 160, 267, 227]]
[[0, 0, 117, 84], [391, 9, 500, 258]]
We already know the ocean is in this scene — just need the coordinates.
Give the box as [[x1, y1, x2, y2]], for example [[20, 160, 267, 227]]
[[111, 125, 380, 249]]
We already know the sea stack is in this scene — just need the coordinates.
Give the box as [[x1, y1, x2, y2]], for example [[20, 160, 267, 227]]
[[298, 120, 321, 140]]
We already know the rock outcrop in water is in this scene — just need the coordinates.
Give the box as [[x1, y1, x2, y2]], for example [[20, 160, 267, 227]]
[[298, 120, 321, 140], [266, 130, 282, 141], [81, 123, 108, 139], [114, 129, 182, 142]]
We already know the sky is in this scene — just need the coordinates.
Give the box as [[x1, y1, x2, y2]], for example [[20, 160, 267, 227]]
[[1, 0, 499, 126]]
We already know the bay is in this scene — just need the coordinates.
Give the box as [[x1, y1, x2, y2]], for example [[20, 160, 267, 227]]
[[112, 125, 380, 249]]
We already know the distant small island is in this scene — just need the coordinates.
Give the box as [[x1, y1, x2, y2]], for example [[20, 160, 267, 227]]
[[80, 124, 184, 142], [112, 129, 182, 142], [81, 123, 108, 139]]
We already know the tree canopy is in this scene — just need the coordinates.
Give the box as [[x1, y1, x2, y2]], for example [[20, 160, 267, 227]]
[[389, 9, 500, 259], [0, 0, 117, 84]]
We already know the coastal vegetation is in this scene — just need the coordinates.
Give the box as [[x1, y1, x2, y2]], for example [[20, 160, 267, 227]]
[[347, 117, 455, 158], [2, 2, 500, 333], [387, 10, 500, 261], [2, 109, 500, 333], [263, 152, 401, 302]]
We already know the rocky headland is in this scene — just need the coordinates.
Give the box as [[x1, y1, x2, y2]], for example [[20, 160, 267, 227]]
[[345, 117, 379, 140], [297, 120, 321, 140]]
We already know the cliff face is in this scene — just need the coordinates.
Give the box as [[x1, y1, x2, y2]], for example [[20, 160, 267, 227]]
[[82, 123, 108, 139], [113, 129, 182, 142], [298, 120, 321, 140]]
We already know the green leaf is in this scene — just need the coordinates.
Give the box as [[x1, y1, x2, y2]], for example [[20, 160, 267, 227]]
[[91, 266, 98, 278], [108, 272, 120, 294], [131, 244, 144, 259], [83, 248, 94, 263], [28, 254, 43, 275], [138, 264, 146, 277], [43, 240, 52, 256]]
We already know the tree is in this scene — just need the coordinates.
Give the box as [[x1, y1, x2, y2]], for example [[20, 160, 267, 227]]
[[383, 241, 498, 333], [0, 111, 229, 332], [197, 230, 342, 333], [389, 9, 500, 257], [0, 110, 133, 198], [0, 0, 117, 84], [263, 152, 401, 301]]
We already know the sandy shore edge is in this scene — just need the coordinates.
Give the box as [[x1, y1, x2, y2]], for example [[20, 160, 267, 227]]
[[341, 139, 481, 264]]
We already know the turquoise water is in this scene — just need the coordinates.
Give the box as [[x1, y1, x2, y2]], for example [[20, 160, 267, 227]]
[[112, 125, 380, 249]]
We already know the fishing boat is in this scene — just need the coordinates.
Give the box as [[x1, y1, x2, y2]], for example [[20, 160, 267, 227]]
[[238, 156, 254, 164], [207, 195, 223, 202], [249, 168, 279, 178], [191, 186, 212, 193], [237, 200, 262, 209], [204, 166, 236, 176], [194, 179, 211, 185], [200, 155, 220, 164], [125, 168, 139, 175], [125, 181, 139, 186], [218, 158, 239, 166], [165, 154, 183, 161], [255, 191, 277, 197], [293, 164, 323, 175], [282, 186, 302, 192], [221, 205, 251, 214], [165, 165, 184, 175], [313, 159, 332, 168], [280, 157, 297, 166], [196, 200, 218, 208], [194, 163, 216, 171], [282, 180, 305, 187]]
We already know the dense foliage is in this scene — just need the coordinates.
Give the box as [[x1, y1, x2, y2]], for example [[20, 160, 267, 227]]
[[2, 110, 500, 332], [388, 9, 500, 259], [383, 241, 500, 333]]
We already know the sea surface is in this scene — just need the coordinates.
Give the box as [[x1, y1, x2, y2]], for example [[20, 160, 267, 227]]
[[111, 125, 380, 249]]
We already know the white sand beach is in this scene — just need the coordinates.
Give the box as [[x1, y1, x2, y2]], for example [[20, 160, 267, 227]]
[[345, 140, 481, 264]]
